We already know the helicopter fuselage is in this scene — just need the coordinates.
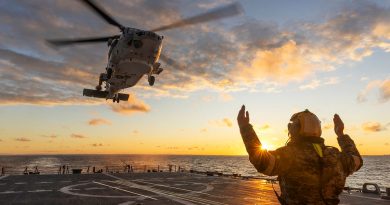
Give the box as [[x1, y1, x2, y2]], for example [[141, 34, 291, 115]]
[[105, 28, 163, 98], [49, 0, 242, 103]]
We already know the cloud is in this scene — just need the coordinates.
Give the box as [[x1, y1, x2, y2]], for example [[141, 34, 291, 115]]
[[379, 79, 390, 102], [0, 139, 2, 142], [219, 93, 233, 102], [361, 122, 386, 132], [110, 96, 151, 115], [0, 49, 99, 105], [91, 143, 103, 147], [196, 0, 231, 9], [42, 135, 57, 139], [299, 79, 321, 90], [260, 124, 270, 130], [234, 40, 313, 84], [213, 118, 233, 128], [70, 133, 87, 139], [324, 77, 339, 85], [360, 77, 369, 81], [88, 118, 111, 126], [1, 0, 390, 103], [200, 128, 208, 132], [385, 143, 389, 146], [15, 137, 31, 142], [299, 77, 339, 90], [358, 79, 390, 102], [323, 123, 333, 130], [223, 118, 233, 127], [132, 130, 139, 135]]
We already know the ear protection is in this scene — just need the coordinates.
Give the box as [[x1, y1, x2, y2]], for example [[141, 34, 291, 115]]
[[288, 109, 322, 137]]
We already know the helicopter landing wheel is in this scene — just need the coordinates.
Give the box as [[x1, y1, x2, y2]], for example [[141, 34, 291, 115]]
[[148, 76, 155, 86], [113, 95, 120, 103]]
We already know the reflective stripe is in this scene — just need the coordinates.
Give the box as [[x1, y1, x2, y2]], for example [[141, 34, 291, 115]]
[[352, 155, 361, 171], [263, 154, 276, 175], [312, 143, 323, 158]]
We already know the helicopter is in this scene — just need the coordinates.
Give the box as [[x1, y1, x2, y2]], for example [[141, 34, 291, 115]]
[[48, 0, 242, 103]]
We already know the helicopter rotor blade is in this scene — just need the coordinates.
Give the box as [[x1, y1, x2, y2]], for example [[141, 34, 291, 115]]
[[151, 2, 243, 32], [80, 0, 124, 31], [47, 35, 119, 46], [160, 53, 185, 71]]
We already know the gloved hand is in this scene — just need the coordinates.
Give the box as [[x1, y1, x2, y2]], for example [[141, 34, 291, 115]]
[[237, 105, 250, 129], [333, 114, 345, 137]]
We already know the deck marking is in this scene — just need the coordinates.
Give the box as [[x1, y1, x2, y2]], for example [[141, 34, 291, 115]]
[[15, 182, 27, 185], [60, 181, 72, 183], [27, 189, 53, 193], [109, 176, 219, 204], [341, 193, 385, 201], [0, 191, 23, 194], [93, 181, 157, 200], [36, 181, 53, 184], [85, 187, 107, 190], [0, 183, 6, 186], [126, 179, 215, 197], [104, 174, 226, 205], [60, 183, 142, 199], [118, 201, 135, 205], [0, 175, 9, 180]]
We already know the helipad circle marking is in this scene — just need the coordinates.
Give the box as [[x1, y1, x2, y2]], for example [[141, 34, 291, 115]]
[[59, 182, 142, 199]]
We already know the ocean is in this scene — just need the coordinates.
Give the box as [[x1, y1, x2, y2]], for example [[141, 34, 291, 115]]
[[0, 155, 389, 190]]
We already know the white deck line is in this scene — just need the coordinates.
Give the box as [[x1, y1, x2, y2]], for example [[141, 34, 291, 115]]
[[0, 175, 9, 180], [131, 179, 215, 196], [342, 193, 385, 201], [27, 190, 53, 193], [104, 174, 226, 205], [93, 181, 157, 200], [118, 181, 226, 205]]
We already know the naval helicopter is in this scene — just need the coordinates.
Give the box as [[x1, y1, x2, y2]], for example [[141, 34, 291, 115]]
[[48, 0, 242, 103]]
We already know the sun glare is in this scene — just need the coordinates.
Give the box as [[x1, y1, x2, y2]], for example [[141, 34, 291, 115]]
[[261, 143, 273, 151]]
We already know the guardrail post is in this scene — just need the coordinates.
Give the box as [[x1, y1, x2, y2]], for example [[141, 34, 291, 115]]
[[382, 188, 390, 200]]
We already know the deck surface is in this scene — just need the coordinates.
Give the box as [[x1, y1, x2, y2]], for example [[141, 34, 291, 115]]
[[0, 173, 388, 205]]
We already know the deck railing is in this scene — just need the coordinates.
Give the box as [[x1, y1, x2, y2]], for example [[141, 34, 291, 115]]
[[0, 164, 188, 176]]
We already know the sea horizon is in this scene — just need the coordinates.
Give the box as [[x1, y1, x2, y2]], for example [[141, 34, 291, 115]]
[[0, 153, 389, 156]]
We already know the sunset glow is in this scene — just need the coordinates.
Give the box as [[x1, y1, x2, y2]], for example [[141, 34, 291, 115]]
[[0, 0, 389, 156]]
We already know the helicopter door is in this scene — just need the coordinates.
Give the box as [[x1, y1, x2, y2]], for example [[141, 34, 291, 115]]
[[108, 39, 118, 58]]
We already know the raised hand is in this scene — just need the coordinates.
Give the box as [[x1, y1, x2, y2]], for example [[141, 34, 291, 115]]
[[333, 114, 345, 137], [237, 105, 250, 128]]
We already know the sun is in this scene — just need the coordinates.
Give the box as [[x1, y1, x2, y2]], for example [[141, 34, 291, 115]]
[[261, 143, 273, 151]]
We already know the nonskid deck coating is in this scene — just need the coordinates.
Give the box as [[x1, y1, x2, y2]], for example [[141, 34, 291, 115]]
[[0, 173, 388, 205]]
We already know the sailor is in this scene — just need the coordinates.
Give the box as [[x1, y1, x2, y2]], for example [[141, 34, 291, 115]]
[[237, 105, 363, 205]]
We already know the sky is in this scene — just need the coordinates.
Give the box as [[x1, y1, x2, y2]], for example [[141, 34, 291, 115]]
[[0, 0, 389, 155]]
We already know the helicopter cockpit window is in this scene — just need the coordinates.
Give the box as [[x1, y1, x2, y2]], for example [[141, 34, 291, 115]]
[[133, 40, 143, 48], [136, 31, 145, 36]]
